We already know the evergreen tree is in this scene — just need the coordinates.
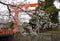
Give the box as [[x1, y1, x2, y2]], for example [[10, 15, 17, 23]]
[[45, 0, 54, 8]]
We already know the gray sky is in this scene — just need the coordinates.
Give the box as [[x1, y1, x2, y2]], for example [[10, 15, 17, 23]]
[[53, 0, 60, 9]]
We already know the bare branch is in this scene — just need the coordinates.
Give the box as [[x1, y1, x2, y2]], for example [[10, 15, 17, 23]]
[[0, 1, 33, 17]]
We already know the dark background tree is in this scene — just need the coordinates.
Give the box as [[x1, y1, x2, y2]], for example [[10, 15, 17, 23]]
[[45, 6, 58, 23], [45, 0, 54, 8], [45, 0, 58, 23]]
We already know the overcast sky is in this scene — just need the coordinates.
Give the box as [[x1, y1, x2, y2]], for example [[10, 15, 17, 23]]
[[53, 0, 60, 9], [0, 0, 37, 23]]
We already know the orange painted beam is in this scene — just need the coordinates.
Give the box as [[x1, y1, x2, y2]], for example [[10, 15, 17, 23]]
[[0, 30, 14, 35], [10, 3, 38, 8], [14, 10, 19, 29], [29, 3, 38, 7]]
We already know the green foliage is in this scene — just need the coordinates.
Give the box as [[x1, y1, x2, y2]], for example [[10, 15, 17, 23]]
[[45, 6, 58, 14], [45, 0, 54, 8], [10, 21, 14, 29], [45, 6, 58, 23], [45, 0, 59, 23]]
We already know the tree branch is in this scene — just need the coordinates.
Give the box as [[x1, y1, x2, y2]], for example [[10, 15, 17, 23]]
[[0, 1, 33, 17]]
